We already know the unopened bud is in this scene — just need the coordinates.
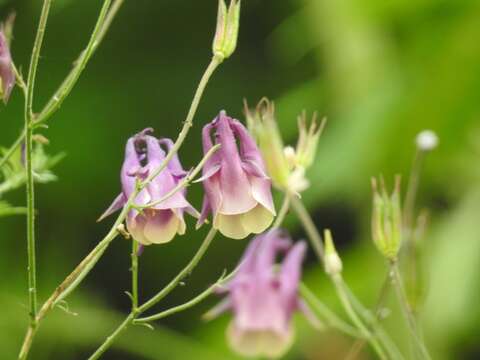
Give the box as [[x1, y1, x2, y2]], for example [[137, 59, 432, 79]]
[[244, 98, 291, 189], [416, 130, 438, 152], [324, 229, 342, 275], [212, 0, 241, 60], [371, 176, 402, 260]]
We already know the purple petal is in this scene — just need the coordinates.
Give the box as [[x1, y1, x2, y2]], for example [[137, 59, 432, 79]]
[[0, 32, 14, 104], [97, 193, 126, 222], [158, 138, 188, 178], [279, 241, 306, 298]]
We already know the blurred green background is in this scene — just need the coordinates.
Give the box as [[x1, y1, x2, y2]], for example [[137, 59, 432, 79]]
[[1, 0, 480, 359]]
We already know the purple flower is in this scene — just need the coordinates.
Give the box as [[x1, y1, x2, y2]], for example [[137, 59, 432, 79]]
[[100, 129, 198, 245], [198, 111, 275, 239], [0, 30, 14, 104], [210, 230, 317, 358]]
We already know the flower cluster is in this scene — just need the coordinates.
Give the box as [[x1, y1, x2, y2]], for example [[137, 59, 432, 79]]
[[101, 109, 320, 358]]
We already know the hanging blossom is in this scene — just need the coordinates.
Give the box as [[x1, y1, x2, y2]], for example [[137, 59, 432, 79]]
[[197, 111, 276, 239], [0, 29, 14, 104], [99, 129, 198, 245], [207, 229, 319, 358]]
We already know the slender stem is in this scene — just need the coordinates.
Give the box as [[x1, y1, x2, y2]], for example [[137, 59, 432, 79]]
[[141, 55, 222, 187], [135, 271, 226, 324], [272, 194, 290, 228], [403, 149, 425, 234], [35, 0, 113, 125], [26, 0, 52, 120], [390, 261, 431, 360], [300, 283, 362, 339], [2, 0, 124, 173], [88, 228, 217, 359], [346, 271, 392, 360], [290, 196, 324, 263], [332, 275, 388, 360], [291, 195, 394, 359], [131, 240, 139, 310], [19, 2, 52, 359], [88, 313, 135, 360], [138, 228, 217, 313], [17, 189, 134, 360]]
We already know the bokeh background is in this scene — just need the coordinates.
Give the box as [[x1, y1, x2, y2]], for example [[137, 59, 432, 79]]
[[1, 0, 480, 359]]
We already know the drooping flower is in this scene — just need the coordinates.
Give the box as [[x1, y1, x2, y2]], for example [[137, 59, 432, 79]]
[[0, 30, 14, 104], [198, 111, 276, 239], [207, 230, 317, 358], [99, 129, 198, 245]]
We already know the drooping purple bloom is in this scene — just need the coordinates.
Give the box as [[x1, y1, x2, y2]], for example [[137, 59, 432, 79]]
[[100, 129, 198, 245], [210, 230, 317, 358], [198, 111, 275, 239], [0, 30, 14, 104]]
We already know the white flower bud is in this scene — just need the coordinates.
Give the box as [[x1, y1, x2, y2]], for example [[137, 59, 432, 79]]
[[416, 130, 438, 151]]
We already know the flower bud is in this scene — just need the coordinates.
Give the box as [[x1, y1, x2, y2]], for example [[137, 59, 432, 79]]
[[323, 229, 342, 275], [244, 98, 291, 190], [416, 130, 438, 152], [0, 29, 14, 104], [212, 0, 241, 60], [371, 176, 402, 260], [295, 112, 325, 169]]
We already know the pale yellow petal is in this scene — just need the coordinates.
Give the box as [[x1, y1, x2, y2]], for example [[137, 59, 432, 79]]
[[143, 214, 179, 244], [241, 204, 274, 234], [214, 213, 249, 240], [227, 322, 294, 359]]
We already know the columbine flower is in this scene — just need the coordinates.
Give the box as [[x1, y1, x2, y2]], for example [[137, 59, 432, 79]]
[[99, 129, 197, 245], [207, 230, 318, 358], [198, 111, 276, 239], [0, 29, 14, 104]]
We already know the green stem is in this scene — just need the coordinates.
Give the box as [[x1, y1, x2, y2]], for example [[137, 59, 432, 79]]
[[87, 228, 217, 359], [138, 228, 217, 313], [290, 196, 324, 263], [87, 313, 136, 360], [333, 275, 388, 360], [346, 271, 393, 360], [390, 261, 431, 360], [291, 196, 393, 359], [34, 0, 113, 125], [135, 271, 226, 324], [131, 240, 139, 310], [141, 55, 222, 187], [17, 186, 135, 360], [300, 283, 362, 338], [272, 193, 290, 228], [1, 0, 123, 173], [403, 149, 424, 234], [19, 2, 53, 359]]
